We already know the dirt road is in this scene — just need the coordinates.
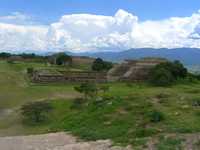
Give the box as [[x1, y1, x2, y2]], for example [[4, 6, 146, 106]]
[[0, 132, 132, 150]]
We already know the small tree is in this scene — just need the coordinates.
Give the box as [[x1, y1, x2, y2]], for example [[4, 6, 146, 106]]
[[149, 60, 187, 86], [148, 110, 164, 123], [171, 60, 187, 79], [74, 83, 98, 100], [0, 52, 11, 58], [27, 67, 34, 75], [149, 67, 175, 86], [92, 58, 113, 72], [21, 101, 53, 123], [56, 53, 72, 66]]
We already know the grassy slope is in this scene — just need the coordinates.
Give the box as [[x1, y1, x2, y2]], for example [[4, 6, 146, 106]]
[[0, 61, 80, 136], [1, 60, 200, 148], [46, 83, 200, 148]]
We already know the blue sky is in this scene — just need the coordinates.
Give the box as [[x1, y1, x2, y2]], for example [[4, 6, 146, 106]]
[[1, 0, 200, 23], [1, 0, 200, 53]]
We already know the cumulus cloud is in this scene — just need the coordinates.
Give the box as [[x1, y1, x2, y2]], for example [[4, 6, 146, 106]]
[[0, 23, 48, 53], [1, 9, 200, 53]]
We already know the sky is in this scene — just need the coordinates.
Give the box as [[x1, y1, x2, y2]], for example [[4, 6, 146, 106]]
[[1, 0, 200, 53]]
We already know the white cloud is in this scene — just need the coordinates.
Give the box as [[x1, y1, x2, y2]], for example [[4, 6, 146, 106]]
[[0, 12, 34, 25], [0, 23, 48, 53], [1, 9, 200, 53]]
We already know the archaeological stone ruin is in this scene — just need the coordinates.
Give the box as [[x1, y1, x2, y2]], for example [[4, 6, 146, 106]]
[[31, 57, 167, 83], [107, 57, 168, 82]]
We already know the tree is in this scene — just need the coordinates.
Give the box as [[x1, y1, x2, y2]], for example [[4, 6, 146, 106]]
[[20, 53, 36, 59], [149, 67, 175, 86], [27, 67, 34, 75], [149, 60, 187, 86], [171, 60, 187, 79], [21, 101, 53, 123], [92, 58, 113, 72], [74, 83, 98, 100], [56, 53, 72, 66], [0, 52, 11, 58]]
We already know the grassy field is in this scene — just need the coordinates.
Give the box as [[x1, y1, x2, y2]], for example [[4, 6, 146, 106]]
[[1, 60, 200, 149]]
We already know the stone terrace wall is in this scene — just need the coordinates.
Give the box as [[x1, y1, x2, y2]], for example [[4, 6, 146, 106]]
[[32, 70, 107, 83], [108, 58, 168, 82]]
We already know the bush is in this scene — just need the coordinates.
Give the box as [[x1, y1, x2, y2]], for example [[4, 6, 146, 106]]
[[148, 110, 164, 123], [27, 67, 34, 74], [149, 60, 187, 86], [192, 99, 200, 107], [149, 67, 175, 86], [71, 98, 85, 109], [92, 58, 113, 72], [0, 52, 11, 58], [21, 101, 53, 123], [74, 83, 98, 100], [56, 53, 72, 66]]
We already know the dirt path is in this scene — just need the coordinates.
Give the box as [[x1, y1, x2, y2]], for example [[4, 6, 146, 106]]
[[0, 132, 132, 150]]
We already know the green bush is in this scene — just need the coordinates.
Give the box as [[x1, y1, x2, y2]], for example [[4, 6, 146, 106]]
[[92, 58, 113, 72], [148, 110, 164, 123], [149, 67, 175, 86], [21, 101, 53, 123], [27, 67, 34, 74], [71, 98, 85, 109], [74, 83, 98, 100], [192, 99, 200, 107], [56, 53, 72, 66], [149, 60, 187, 86]]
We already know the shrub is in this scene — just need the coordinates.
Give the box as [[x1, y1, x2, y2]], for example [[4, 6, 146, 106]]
[[71, 98, 85, 109], [149, 60, 187, 86], [27, 67, 34, 74], [56, 53, 72, 66], [192, 99, 200, 107], [21, 101, 53, 123], [74, 83, 98, 100], [92, 58, 113, 72], [0, 52, 11, 58], [148, 110, 164, 123], [149, 67, 175, 86]]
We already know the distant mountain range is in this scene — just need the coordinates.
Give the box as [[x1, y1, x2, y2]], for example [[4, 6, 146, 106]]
[[70, 48, 200, 66]]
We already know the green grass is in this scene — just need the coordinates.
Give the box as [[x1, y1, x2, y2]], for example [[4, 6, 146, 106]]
[[1, 60, 200, 148], [156, 136, 183, 150]]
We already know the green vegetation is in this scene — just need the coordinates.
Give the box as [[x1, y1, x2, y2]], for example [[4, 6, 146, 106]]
[[92, 58, 113, 72], [21, 101, 53, 123], [149, 60, 188, 86], [156, 136, 183, 150], [148, 110, 164, 123], [74, 83, 98, 100], [27, 67, 34, 74], [0, 59, 200, 148], [55, 53, 72, 66]]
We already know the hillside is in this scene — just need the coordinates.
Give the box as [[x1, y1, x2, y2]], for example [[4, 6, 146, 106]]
[[74, 48, 200, 66], [1, 60, 200, 149]]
